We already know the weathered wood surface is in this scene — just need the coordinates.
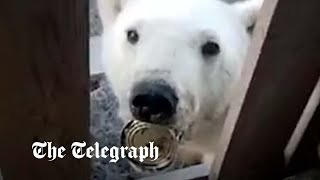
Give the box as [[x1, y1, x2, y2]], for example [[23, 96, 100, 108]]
[[285, 101, 320, 177], [0, 1, 89, 180], [211, 0, 320, 179], [284, 77, 320, 167]]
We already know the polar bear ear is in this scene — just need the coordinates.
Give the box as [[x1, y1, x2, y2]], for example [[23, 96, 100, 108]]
[[97, 0, 129, 28], [232, 0, 264, 32]]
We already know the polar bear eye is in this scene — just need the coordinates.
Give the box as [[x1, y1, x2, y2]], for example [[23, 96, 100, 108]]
[[127, 29, 139, 45], [201, 41, 220, 57]]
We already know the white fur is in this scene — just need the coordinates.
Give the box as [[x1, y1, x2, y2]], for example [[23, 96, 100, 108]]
[[98, 0, 263, 168]]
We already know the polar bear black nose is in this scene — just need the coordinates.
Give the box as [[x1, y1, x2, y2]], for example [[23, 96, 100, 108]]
[[130, 81, 178, 124]]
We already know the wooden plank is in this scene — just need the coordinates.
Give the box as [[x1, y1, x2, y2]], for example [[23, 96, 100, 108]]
[[0, 0, 89, 180], [211, 0, 279, 178], [211, 0, 320, 179], [284, 77, 320, 166], [285, 97, 320, 177]]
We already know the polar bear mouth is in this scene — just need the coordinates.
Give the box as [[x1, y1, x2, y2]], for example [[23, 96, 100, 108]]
[[129, 79, 179, 125]]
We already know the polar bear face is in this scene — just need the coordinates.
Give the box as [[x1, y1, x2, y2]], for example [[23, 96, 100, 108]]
[[99, 0, 262, 151]]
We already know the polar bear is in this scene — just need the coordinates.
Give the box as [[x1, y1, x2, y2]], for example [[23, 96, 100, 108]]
[[98, 0, 263, 170]]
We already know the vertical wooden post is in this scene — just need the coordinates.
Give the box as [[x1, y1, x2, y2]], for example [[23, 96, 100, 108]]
[[285, 93, 320, 177], [211, 0, 320, 179], [0, 0, 89, 180], [284, 77, 320, 166]]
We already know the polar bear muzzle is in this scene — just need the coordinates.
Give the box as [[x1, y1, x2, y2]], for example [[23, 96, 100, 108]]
[[129, 80, 178, 125]]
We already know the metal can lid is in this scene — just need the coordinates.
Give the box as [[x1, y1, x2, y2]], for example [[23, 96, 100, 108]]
[[121, 120, 178, 170]]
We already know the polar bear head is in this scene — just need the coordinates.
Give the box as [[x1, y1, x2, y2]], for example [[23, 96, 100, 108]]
[[98, 0, 262, 152]]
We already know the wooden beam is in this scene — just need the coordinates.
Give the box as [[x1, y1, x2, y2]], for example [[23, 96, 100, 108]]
[[0, 0, 89, 180], [284, 77, 320, 166], [211, 0, 279, 178], [211, 0, 320, 179], [285, 94, 320, 177]]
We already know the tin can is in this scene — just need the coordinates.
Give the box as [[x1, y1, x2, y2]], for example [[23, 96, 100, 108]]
[[121, 120, 179, 171]]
